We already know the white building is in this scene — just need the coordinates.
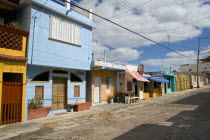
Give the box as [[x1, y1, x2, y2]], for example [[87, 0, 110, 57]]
[[180, 63, 210, 85], [180, 63, 210, 72]]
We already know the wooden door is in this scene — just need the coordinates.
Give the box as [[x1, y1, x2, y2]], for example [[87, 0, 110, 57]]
[[52, 77, 67, 110], [1, 82, 22, 125], [94, 76, 101, 103]]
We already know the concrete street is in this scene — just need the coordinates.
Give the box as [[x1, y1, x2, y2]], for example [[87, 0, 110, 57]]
[[1, 86, 210, 140]]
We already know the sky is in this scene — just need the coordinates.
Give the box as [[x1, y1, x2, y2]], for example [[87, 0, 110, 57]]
[[76, 0, 210, 72]]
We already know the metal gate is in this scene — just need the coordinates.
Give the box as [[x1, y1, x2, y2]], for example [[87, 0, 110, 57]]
[[1, 82, 22, 125]]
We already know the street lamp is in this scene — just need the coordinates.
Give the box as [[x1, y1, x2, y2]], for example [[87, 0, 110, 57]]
[[197, 37, 210, 88]]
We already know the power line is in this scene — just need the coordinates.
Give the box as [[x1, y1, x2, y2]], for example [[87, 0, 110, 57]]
[[63, 0, 195, 61], [114, 0, 168, 38], [179, 0, 201, 26], [109, 0, 152, 19], [160, 0, 189, 24], [138, 15, 210, 33], [172, 0, 195, 25], [32, 0, 49, 19]]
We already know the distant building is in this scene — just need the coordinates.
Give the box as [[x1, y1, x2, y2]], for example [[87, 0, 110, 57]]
[[180, 63, 210, 72], [180, 63, 210, 84]]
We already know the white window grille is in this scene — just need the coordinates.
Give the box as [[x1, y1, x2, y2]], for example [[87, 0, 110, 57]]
[[49, 16, 81, 46]]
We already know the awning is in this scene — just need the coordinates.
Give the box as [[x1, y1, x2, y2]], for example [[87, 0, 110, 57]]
[[127, 71, 150, 82], [148, 77, 169, 83]]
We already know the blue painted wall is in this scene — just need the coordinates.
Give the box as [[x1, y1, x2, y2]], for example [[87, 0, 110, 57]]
[[24, 0, 95, 70], [164, 72, 176, 93], [26, 65, 86, 120]]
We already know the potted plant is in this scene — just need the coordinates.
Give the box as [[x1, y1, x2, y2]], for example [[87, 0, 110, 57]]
[[108, 95, 114, 104], [28, 99, 52, 120], [8, 21, 21, 30]]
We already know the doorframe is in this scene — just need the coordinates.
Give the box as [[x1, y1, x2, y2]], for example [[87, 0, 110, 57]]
[[52, 77, 68, 111], [93, 76, 102, 103]]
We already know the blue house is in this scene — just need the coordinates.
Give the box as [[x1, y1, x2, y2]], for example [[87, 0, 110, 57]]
[[150, 71, 176, 94], [19, 0, 96, 119]]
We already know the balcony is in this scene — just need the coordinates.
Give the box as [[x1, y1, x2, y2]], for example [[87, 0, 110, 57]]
[[0, 25, 28, 59]]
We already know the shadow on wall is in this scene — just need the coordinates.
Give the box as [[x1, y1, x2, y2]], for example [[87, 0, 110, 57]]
[[114, 91, 210, 140]]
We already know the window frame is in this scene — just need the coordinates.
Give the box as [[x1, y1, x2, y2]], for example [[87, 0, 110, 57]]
[[49, 15, 82, 47], [74, 85, 80, 97], [35, 86, 44, 100]]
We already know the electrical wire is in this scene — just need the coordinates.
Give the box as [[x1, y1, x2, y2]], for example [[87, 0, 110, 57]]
[[109, 0, 153, 19], [63, 0, 196, 61], [115, 0, 168, 37]]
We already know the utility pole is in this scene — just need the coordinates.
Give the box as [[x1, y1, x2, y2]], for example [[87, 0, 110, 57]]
[[169, 65, 172, 72], [104, 49, 107, 62], [197, 37, 210, 88]]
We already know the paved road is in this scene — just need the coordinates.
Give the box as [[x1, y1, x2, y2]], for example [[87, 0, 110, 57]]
[[4, 87, 210, 140]]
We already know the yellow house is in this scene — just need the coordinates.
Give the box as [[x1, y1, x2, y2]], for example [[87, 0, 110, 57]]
[[87, 60, 126, 106], [0, 25, 28, 125]]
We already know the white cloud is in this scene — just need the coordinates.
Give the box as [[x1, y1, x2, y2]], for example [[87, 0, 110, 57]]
[[141, 47, 210, 71], [80, 0, 210, 48], [92, 41, 142, 63], [79, 0, 210, 64]]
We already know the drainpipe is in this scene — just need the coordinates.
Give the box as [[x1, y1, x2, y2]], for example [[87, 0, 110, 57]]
[[31, 17, 37, 64]]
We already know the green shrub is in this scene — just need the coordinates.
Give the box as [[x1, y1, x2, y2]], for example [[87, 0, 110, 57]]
[[8, 21, 21, 29], [28, 99, 43, 110], [0, 18, 4, 25], [108, 95, 114, 99]]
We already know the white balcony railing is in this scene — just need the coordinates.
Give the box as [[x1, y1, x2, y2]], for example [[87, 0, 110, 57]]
[[51, 0, 92, 19]]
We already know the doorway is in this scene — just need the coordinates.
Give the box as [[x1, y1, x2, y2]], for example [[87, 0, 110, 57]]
[[1, 73, 22, 125], [52, 77, 67, 111], [94, 76, 102, 103]]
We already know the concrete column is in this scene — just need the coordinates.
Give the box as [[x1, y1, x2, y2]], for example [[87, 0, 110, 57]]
[[65, 0, 70, 9]]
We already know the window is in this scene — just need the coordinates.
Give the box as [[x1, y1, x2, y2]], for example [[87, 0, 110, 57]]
[[32, 71, 49, 82], [70, 73, 82, 82], [74, 86, 80, 97], [49, 16, 81, 46], [127, 81, 133, 91], [35, 86, 44, 100], [106, 77, 114, 89], [194, 75, 196, 82]]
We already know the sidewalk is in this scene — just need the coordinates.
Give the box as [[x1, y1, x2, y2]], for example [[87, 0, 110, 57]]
[[0, 102, 145, 139], [0, 86, 209, 139]]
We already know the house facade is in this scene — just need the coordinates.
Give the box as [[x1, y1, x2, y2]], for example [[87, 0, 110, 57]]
[[18, 0, 95, 119], [150, 71, 176, 94], [175, 72, 207, 88], [180, 63, 210, 85], [87, 60, 126, 105], [0, 0, 28, 124], [143, 74, 168, 97]]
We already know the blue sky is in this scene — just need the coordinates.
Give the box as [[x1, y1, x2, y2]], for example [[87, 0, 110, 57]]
[[76, 0, 210, 72]]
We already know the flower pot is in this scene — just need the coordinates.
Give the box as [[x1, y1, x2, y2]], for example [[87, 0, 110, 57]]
[[28, 106, 52, 120], [109, 98, 114, 104]]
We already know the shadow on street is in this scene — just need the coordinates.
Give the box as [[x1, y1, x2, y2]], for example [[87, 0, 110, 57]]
[[114, 89, 210, 140]]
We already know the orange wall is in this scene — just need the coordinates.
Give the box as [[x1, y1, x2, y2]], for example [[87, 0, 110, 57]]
[[91, 71, 116, 103]]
